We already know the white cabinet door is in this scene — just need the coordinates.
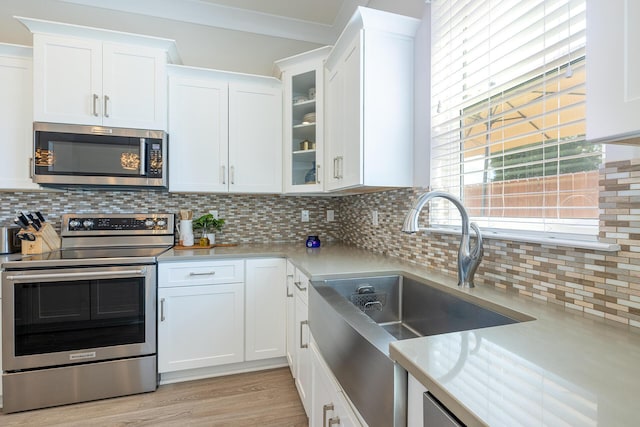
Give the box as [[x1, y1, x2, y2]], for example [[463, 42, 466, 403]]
[[586, 0, 640, 142], [228, 81, 283, 193], [311, 341, 363, 427], [168, 75, 229, 192], [325, 36, 363, 191], [277, 47, 331, 194], [285, 260, 296, 372], [0, 48, 39, 190], [33, 35, 167, 130], [102, 43, 167, 130], [158, 283, 244, 373], [33, 34, 102, 125], [295, 288, 311, 415], [245, 258, 286, 361]]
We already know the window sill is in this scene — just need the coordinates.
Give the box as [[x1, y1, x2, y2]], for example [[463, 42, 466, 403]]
[[422, 227, 620, 252]]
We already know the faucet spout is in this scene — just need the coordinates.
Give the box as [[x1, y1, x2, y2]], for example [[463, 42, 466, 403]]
[[402, 191, 484, 287]]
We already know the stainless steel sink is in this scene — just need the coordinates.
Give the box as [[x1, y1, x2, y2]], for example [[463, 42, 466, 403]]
[[309, 273, 533, 427]]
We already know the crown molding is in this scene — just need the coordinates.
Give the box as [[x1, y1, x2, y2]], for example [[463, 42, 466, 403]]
[[58, 0, 339, 44]]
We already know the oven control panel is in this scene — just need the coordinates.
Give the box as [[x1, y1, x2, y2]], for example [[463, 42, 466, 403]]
[[62, 214, 174, 236]]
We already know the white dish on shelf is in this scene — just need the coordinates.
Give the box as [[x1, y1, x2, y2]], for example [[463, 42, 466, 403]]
[[293, 96, 308, 104]]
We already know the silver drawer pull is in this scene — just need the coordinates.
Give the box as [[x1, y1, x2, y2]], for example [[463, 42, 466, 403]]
[[328, 417, 340, 426], [323, 403, 334, 427], [189, 271, 216, 276], [299, 320, 308, 349], [160, 298, 166, 322], [294, 280, 307, 292]]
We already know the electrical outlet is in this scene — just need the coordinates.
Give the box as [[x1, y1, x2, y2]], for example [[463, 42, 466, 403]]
[[372, 210, 379, 226], [301, 210, 310, 222], [209, 210, 219, 219], [327, 210, 335, 222]]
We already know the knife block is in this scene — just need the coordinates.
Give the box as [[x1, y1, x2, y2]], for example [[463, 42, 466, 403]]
[[21, 223, 61, 255]]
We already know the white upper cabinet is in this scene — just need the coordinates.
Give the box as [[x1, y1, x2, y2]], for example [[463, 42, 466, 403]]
[[168, 71, 229, 193], [228, 81, 283, 193], [0, 44, 39, 190], [275, 46, 332, 194], [324, 7, 419, 191], [168, 65, 282, 194], [587, 0, 640, 144], [19, 17, 176, 131]]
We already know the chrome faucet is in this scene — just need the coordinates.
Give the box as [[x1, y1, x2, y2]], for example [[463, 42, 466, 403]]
[[402, 191, 483, 288]]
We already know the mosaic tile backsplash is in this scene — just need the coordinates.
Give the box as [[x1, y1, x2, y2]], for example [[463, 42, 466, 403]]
[[337, 160, 640, 329], [2, 158, 638, 329], [0, 190, 340, 245]]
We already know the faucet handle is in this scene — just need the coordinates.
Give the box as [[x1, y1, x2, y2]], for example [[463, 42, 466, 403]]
[[469, 222, 483, 261]]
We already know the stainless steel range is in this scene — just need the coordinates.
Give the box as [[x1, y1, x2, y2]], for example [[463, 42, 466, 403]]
[[1, 213, 174, 413]]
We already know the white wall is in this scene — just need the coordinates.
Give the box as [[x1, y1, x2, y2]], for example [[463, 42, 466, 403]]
[[0, 0, 323, 75], [413, 3, 431, 188]]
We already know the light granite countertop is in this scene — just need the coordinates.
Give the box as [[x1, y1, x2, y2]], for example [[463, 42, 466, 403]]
[[164, 242, 640, 426]]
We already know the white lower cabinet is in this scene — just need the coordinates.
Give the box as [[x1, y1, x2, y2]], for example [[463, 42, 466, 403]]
[[294, 268, 311, 415], [157, 259, 245, 373], [285, 260, 296, 372], [245, 258, 286, 361], [158, 283, 244, 372], [310, 340, 362, 427]]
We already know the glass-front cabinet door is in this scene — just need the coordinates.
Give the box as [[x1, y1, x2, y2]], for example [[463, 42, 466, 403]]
[[277, 46, 331, 193]]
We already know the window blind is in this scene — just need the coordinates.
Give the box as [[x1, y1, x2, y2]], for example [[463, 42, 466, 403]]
[[430, 0, 600, 237]]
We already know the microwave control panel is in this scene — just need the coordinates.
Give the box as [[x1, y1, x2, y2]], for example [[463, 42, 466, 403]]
[[148, 141, 163, 178]]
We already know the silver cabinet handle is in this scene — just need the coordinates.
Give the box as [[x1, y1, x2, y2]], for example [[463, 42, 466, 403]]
[[222, 165, 226, 185], [92, 94, 99, 117], [104, 94, 110, 118], [29, 157, 34, 179], [299, 320, 308, 349], [230, 165, 235, 185], [328, 417, 340, 426], [333, 157, 339, 179], [338, 156, 344, 179], [189, 271, 216, 276], [160, 298, 166, 322], [316, 164, 321, 183], [286, 274, 294, 297], [323, 403, 334, 427], [294, 280, 306, 292]]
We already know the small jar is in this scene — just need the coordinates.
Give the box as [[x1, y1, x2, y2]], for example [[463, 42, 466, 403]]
[[306, 235, 321, 248]]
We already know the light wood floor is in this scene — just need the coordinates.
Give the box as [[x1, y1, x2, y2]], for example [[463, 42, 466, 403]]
[[0, 367, 308, 426]]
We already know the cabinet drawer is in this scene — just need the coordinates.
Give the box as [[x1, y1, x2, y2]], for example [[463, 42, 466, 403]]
[[158, 259, 244, 287]]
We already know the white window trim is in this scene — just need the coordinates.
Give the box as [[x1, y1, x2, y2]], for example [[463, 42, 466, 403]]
[[422, 225, 620, 252]]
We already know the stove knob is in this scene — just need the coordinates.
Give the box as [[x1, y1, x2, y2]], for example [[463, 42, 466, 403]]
[[156, 219, 167, 227], [82, 219, 94, 229], [68, 219, 80, 229], [144, 219, 156, 227]]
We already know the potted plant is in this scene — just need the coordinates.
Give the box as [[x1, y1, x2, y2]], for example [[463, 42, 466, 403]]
[[193, 213, 225, 245]]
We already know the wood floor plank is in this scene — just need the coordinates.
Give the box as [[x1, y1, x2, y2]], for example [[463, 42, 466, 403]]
[[0, 367, 308, 427]]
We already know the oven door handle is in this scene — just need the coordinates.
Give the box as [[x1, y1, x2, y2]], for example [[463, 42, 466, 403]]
[[5, 268, 147, 281]]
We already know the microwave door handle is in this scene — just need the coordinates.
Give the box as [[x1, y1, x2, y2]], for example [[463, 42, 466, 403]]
[[140, 138, 147, 175]]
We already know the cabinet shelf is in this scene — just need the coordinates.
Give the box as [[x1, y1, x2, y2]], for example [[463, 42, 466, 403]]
[[293, 122, 316, 129]]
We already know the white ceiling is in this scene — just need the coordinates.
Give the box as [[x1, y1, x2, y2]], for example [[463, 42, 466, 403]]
[[59, 0, 424, 45], [197, 0, 345, 25]]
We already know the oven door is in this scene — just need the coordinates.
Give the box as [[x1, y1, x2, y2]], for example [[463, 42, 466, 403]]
[[2, 264, 156, 372]]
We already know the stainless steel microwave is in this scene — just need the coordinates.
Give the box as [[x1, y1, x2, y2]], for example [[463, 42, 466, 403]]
[[33, 122, 167, 188]]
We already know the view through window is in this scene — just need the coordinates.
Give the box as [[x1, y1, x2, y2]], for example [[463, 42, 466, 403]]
[[430, 0, 601, 237]]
